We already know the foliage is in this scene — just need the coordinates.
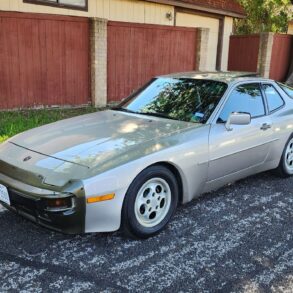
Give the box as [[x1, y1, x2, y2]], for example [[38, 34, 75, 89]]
[[0, 107, 97, 143], [235, 0, 293, 34]]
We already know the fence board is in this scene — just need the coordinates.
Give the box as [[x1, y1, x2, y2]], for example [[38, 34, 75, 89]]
[[107, 21, 197, 102], [270, 34, 293, 81], [228, 35, 260, 73], [0, 12, 90, 109]]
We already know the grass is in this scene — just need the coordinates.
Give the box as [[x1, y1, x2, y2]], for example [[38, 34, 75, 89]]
[[0, 107, 98, 143]]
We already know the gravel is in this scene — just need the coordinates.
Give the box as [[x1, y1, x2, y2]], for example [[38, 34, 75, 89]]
[[0, 171, 292, 292]]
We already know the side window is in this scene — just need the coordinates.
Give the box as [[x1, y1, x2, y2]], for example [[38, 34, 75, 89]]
[[263, 84, 284, 113], [277, 82, 293, 98], [218, 83, 265, 123]]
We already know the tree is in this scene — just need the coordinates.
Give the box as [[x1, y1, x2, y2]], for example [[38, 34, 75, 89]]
[[235, 0, 293, 34]]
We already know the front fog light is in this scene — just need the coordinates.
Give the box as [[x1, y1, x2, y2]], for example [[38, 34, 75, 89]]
[[43, 196, 75, 212]]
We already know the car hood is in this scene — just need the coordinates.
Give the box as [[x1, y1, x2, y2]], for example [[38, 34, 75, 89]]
[[8, 110, 197, 171]]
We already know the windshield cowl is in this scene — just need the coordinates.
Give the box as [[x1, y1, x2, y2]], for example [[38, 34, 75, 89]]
[[112, 107, 188, 122]]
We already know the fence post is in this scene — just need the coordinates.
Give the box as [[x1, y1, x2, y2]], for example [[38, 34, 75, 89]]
[[195, 28, 210, 71], [257, 32, 274, 78], [90, 18, 108, 107]]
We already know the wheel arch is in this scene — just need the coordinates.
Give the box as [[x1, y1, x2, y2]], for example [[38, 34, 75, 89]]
[[148, 161, 184, 204], [276, 132, 293, 177]]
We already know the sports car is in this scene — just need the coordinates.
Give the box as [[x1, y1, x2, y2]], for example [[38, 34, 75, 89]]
[[0, 72, 293, 238]]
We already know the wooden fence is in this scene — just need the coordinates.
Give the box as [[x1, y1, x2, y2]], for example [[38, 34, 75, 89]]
[[0, 12, 90, 109]]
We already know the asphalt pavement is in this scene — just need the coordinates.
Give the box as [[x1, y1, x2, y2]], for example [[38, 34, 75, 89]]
[[0, 171, 292, 292]]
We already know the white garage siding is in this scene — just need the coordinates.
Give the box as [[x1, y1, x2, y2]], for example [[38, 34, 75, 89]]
[[288, 22, 293, 34], [221, 16, 234, 71], [0, 0, 174, 25]]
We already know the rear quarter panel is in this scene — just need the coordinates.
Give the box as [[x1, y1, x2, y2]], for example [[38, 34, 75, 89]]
[[268, 83, 293, 164]]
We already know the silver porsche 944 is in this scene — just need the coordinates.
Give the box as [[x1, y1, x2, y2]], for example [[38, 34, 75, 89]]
[[1, 72, 293, 238]]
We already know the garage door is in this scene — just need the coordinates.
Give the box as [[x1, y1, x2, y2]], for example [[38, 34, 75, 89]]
[[0, 12, 90, 109], [176, 13, 219, 71], [107, 21, 198, 102]]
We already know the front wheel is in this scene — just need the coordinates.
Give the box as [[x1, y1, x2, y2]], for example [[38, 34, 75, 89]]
[[276, 135, 293, 177], [122, 165, 179, 239]]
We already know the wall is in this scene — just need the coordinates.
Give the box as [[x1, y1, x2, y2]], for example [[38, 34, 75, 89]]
[[221, 16, 233, 71], [175, 12, 219, 71], [0, 0, 174, 25]]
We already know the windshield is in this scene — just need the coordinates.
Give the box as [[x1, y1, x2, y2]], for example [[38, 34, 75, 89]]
[[278, 82, 293, 98], [116, 78, 228, 123]]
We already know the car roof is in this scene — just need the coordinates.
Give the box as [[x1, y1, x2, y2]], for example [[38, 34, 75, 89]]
[[158, 71, 273, 84]]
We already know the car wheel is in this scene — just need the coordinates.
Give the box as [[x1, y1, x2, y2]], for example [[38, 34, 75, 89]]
[[122, 165, 179, 239], [277, 134, 293, 177]]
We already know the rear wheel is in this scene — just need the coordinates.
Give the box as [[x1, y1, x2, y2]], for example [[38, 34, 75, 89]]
[[122, 165, 179, 239], [276, 135, 293, 177]]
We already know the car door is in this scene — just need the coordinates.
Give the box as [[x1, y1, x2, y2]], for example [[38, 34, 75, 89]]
[[207, 82, 274, 182]]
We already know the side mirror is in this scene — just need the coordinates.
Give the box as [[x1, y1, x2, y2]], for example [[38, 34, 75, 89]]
[[225, 112, 251, 131]]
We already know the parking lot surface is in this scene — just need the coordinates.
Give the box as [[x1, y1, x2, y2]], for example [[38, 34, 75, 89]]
[[0, 171, 292, 292]]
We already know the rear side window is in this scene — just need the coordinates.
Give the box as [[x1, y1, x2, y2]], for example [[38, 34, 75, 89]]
[[218, 83, 265, 123], [278, 83, 293, 98], [263, 84, 284, 113]]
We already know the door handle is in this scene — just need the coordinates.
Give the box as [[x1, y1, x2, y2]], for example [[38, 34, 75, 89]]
[[260, 123, 272, 131]]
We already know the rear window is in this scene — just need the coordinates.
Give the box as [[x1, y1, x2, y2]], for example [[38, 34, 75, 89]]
[[278, 83, 293, 98]]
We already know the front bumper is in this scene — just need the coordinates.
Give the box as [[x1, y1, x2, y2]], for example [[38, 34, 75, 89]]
[[0, 174, 86, 234]]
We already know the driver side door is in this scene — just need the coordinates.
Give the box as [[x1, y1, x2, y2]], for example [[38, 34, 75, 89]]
[[207, 82, 274, 182]]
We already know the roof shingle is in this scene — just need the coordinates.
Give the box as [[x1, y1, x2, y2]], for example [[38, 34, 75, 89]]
[[174, 0, 245, 16]]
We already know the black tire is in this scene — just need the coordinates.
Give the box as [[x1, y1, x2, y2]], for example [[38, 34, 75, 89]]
[[121, 165, 179, 239], [276, 134, 293, 177]]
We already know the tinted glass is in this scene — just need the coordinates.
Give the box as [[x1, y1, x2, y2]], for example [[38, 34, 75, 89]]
[[218, 83, 265, 123], [59, 0, 86, 6], [119, 78, 228, 123], [278, 83, 293, 98], [263, 84, 284, 112]]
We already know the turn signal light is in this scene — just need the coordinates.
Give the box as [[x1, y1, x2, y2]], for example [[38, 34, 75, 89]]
[[87, 193, 115, 204], [44, 197, 74, 212]]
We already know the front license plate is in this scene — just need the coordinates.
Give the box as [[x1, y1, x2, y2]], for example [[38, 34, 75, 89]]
[[0, 184, 10, 206]]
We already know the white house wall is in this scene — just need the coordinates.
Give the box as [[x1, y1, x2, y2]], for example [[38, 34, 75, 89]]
[[288, 22, 293, 34], [221, 16, 233, 71], [0, 0, 174, 25]]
